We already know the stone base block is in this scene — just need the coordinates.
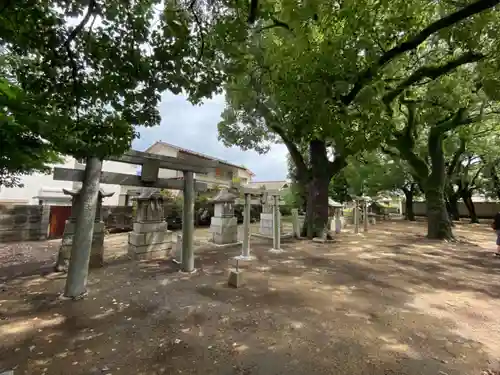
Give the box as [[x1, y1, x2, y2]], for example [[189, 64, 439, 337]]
[[128, 241, 172, 260], [131, 250, 171, 260], [133, 221, 168, 233], [63, 221, 105, 234], [89, 252, 104, 268], [129, 230, 172, 246], [56, 225, 105, 270], [212, 231, 238, 245], [228, 270, 244, 288], [210, 216, 238, 244]]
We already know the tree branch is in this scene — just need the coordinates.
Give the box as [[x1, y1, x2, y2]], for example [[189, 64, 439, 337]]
[[62, 0, 96, 49], [257, 16, 292, 33], [470, 164, 484, 189], [383, 52, 484, 104], [62, 0, 97, 122], [381, 145, 401, 158], [329, 154, 347, 177], [447, 137, 466, 178], [185, 0, 205, 62], [270, 124, 309, 180], [341, 0, 498, 105]]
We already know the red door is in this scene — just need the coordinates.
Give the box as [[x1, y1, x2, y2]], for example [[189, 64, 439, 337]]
[[49, 206, 72, 238]]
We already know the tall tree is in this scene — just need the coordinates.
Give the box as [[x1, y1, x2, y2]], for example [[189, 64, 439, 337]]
[[384, 69, 500, 239], [219, 0, 500, 238]]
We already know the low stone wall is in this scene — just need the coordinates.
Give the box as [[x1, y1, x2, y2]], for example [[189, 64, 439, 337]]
[[403, 201, 500, 218], [0, 204, 49, 243]]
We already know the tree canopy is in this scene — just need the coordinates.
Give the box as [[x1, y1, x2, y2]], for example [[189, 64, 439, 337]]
[[0, 0, 236, 186], [218, 0, 500, 238]]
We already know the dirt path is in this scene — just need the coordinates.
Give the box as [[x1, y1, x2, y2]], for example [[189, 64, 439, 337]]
[[1, 220, 499, 374]]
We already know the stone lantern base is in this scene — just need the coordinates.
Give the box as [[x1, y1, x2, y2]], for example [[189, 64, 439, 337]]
[[56, 221, 106, 271], [128, 222, 172, 260], [210, 216, 238, 244]]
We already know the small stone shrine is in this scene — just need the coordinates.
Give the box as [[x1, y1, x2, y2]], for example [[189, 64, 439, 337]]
[[128, 189, 172, 260], [55, 188, 114, 271], [210, 188, 239, 245]]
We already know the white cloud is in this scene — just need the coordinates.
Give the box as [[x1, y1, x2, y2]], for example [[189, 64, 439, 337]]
[[132, 92, 289, 181]]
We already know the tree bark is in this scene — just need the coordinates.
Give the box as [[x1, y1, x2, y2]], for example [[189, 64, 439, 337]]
[[461, 189, 479, 223], [425, 131, 453, 240], [308, 140, 334, 238], [447, 192, 460, 221], [402, 186, 416, 221], [490, 167, 500, 200]]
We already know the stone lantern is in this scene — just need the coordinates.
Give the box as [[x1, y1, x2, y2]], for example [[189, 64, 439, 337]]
[[128, 189, 172, 260], [55, 188, 114, 271], [210, 188, 238, 245]]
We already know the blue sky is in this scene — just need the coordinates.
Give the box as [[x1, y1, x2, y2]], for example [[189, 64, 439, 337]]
[[132, 92, 289, 181]]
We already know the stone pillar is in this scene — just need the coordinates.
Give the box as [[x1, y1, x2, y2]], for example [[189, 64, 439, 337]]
[[172, 233, 182, 264], [128, 190, 172, 260], [40, 205, 51, 240], [56, 187, 113, 272], [236, 193, 253, 260], [363, 199, 369, 232], [334, 208, 342, 234], [182, 171, 195, 272], [354, 201, 359, 234], [291, 209, 300, 238], [270, 194, 283, 253], [210, 189, 238, 244]]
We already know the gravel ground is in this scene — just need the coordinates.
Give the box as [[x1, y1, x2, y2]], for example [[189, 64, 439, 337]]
[[0, 220, 499, 375]]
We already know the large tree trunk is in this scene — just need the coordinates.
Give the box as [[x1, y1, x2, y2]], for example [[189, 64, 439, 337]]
[[402, 187, 415, 221], [425, 185, 453, 239], [426, 131, 453, 240], [447, 192, 460, 221], [307, 140, 333, 238], [461, 189, 479, 223], [490, 167, 500, 200]]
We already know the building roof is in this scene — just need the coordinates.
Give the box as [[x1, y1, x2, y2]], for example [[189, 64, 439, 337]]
[[145, 141, 255, 176], [246, 180, 290, 190]]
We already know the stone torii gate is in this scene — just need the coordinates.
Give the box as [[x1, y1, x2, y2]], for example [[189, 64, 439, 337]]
[[53, 150, 217, 298]]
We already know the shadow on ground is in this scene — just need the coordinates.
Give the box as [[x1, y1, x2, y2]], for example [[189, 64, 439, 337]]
[[0, 220, 499, 374]]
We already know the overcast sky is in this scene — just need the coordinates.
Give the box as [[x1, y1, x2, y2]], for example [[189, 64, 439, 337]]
[[132, 92, 289, 181]]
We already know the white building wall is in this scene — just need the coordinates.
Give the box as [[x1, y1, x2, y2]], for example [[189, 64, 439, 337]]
[[0, 157, 139, 206], [237, 169, 253, 184], [0, 157, 76, 205], [146, 143, 182, 179]]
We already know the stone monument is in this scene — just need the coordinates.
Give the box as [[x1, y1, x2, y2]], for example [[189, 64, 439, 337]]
[[55, 188, 114, 271], [128, 189, 172, 260], [210, 188, 239, 245], [259, 192, 274, 237]]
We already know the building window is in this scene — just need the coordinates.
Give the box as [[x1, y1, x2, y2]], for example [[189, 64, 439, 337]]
[[240, 178, 248, 184], [227, 171, 233, 179]]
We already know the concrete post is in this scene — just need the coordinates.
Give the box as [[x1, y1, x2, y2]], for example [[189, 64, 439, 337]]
[[181, 171, 195, 272], [354, 201, 359, 234], [64, 157, 103, 299], [334, 208, 342, 234], [172, 233, 183, 264], [236, 193, 253, 260], [270, 195, 283, 253], [363, 199, 369, 232], [291, 208, 300, 238]]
